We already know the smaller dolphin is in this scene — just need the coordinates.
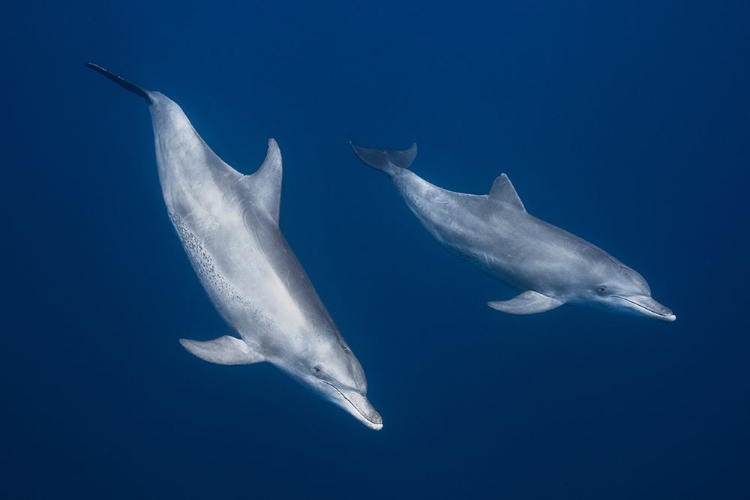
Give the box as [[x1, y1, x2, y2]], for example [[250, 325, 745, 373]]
[[87, 63, 382, 429], [351, 140, 675, 322]]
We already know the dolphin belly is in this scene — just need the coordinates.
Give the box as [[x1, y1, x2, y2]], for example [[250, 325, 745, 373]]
[[170, 211, 308, 340]]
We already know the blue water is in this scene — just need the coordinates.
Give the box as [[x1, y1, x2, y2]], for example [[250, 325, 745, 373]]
[[2, 1, 748, 498]]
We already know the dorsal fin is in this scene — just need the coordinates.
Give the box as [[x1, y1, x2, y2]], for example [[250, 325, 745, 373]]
[[239, 139, 283, 224], [489, 173, 525, 211]]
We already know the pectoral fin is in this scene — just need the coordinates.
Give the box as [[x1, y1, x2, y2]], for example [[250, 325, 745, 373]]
[[179, 335, 265, 365], [488, 291, 563, 315]]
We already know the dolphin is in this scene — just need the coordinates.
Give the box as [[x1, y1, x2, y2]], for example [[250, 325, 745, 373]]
[[350, 140, 675, 322], [86, 63, 382, 429]]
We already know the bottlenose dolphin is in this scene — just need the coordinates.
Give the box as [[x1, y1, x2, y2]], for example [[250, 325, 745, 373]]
[[351, 140, 675, 322], [86, 63, 382, 429]]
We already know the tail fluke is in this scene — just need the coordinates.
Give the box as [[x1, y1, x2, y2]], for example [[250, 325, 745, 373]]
[[85, 63, 153, 103], [349, 139, 417, 175]]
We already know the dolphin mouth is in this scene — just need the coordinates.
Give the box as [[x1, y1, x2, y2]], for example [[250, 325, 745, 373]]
[[615, 295, 676, 322], [325, 382, 383, 430]]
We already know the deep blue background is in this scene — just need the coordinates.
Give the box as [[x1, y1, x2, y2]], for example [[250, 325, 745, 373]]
[[1, 1, 748, 498]]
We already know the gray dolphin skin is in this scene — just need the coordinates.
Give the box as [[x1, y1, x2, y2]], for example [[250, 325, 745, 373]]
[[86, 63, 382, 429], [351, 140, 675, 322]]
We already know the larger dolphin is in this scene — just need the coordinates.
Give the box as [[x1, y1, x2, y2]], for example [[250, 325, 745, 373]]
[[87, 63, 382, 429], [351, 140, 675, 322]]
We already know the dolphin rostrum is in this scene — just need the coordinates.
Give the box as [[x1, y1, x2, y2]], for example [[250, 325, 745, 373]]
[[351, 140, 675, 322], [86, 63, 382, 429]]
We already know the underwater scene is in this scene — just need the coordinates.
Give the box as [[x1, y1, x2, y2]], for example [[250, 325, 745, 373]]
[[1, 1, 748, 498]]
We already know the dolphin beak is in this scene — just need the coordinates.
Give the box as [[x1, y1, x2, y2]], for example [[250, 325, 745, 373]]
[[348, 392, 383, 430], [333, 386, 383, 430], [616, 294, 676, 322]]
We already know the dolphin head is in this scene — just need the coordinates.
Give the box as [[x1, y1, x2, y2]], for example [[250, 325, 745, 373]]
[[586, 263, 675, 322], [294, 339, 383, 430]]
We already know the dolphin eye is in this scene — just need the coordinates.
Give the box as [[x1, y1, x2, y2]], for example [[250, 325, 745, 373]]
[[596, 285, 608, 294], [313, 366, 322, 374]]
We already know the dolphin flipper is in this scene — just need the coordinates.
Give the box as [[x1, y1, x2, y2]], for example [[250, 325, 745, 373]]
[[488, 291, 564, 315], [180, 336, 265, 365]]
